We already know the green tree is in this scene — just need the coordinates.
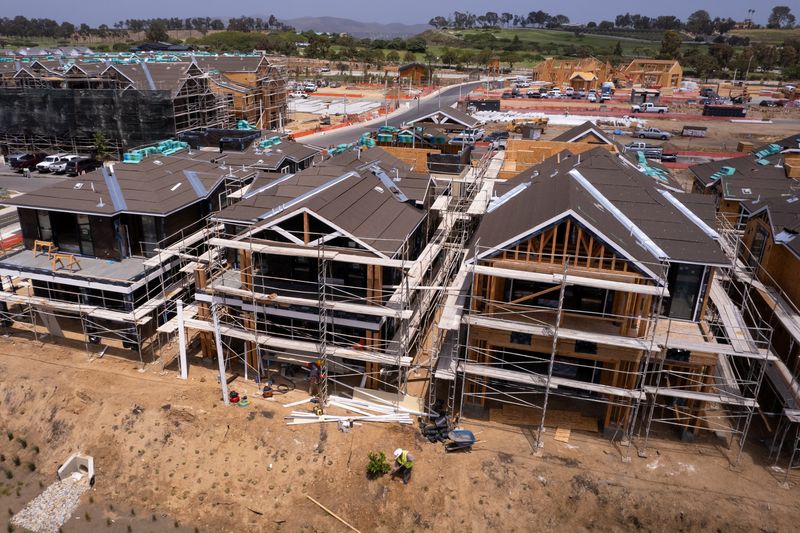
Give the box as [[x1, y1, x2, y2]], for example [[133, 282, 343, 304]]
[[768, 6, 796, 29], [686, 10, 712, 34], [477, 48, 494, 66], [93, 132, 111, 161], [145, 21, 169, 42], [613, 41, 623, 57], [403, 51, 416, 63], [690, 54, 719, 81], [440, 47, 457, 66], [659, 30, 682, 59], [386, 50, 400, 64], [500, 51, 521, 69]]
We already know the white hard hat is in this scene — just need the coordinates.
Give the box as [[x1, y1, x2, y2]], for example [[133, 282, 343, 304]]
[[393, 448, 402, 458]]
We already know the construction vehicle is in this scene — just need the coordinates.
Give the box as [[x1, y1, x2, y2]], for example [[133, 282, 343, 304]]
[[506, 117, 549, 134]]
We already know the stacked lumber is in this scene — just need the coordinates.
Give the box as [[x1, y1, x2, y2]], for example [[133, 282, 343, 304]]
[[283, 395, 420, 426]]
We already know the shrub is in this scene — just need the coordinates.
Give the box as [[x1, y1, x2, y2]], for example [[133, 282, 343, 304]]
[[366, 451, 391, 479]]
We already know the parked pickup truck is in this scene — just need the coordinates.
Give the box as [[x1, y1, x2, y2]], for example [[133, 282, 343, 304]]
[[634, 127, 671, 140], [624, 142, 663, 159], [630, 102, 669, 113]]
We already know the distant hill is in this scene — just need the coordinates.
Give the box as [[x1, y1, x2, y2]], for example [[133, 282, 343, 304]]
[[282, 16, 429, 38]]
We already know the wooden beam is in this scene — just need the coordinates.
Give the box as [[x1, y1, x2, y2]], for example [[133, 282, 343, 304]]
[[509, 284, 561, 305]]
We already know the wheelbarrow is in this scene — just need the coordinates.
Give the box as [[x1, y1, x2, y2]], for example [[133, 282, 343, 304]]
[[445, 429, 476, 453]]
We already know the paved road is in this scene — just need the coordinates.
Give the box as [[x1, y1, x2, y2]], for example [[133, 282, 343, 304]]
[[303, 81, 485, 147], [0, 171, 66, 194]]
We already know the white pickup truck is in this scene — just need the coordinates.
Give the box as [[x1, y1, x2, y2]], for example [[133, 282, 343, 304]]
[[631, 102, 668, 113]]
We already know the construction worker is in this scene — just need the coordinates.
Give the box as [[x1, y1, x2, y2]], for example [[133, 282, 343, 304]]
[[308, 359, 322, 396], [392, 448, 414, 484]]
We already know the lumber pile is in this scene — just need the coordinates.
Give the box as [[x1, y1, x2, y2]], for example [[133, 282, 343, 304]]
[[283, 395, 420, 426]]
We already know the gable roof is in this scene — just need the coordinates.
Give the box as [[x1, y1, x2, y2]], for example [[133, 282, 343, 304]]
[[741, 194, 800, 259], [551, 121, 617, 146], [109, 62, 193, 96], [405, 106, 480, 129], [2, 153, 254, 217], [690, 134, 800, 189], [215, 147, 431, 257], [193, 55, 265, 74], [474, 148, 728, 279]]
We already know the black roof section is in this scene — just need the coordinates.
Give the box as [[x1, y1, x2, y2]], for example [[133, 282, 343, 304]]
[[2, 151, 258, 217], [474, 148, 728, 277], [690, 134, 800, 189], [215, 147, 432, 257]]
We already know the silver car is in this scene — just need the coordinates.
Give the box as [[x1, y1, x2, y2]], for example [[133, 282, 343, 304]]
[[635, 128, 671, 141]]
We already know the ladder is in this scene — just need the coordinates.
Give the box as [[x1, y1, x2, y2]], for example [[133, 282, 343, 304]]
[[317, 241, 329, 409]]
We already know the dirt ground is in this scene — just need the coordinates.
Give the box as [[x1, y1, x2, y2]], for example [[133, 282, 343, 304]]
[[533, 119, 800, 153], [1, 334, 798, 532]]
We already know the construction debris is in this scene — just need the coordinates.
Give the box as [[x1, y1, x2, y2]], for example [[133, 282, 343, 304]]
[[11, 475, 90, 533]]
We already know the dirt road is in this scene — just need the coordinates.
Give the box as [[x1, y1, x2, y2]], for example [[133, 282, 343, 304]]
[[1, 336, 798, 532]]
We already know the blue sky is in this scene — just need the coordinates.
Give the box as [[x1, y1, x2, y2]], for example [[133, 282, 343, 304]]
[[4, 0, 779, 26]]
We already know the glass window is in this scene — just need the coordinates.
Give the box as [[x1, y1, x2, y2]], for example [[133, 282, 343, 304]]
[[78, 214, 94, 256], [140, 216, 159, 256], [50, 211, 80, 254], [748, 226, 768, 268], [37, 211, 52, 241], [666, 263, 706, 321]]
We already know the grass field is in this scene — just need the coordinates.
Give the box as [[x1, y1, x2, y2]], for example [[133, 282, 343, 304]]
[[441, 28, 707, 59], [729, 28, 800, 44]]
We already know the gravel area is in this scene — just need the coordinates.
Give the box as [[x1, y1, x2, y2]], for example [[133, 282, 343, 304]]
[[11, 476, 90, 533]]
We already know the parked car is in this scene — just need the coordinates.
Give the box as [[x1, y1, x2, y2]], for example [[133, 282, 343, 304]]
[[635, 127, 672, 140], [631, 102, 669, 113], [303, 83, 317, 92], [448, 135, 479, 145], [577, 90, 586, 98], [485, 131, 509, 143], [624, 142, 663, 159], [587, 93, 597, 103], [463, 128, 485, 140], [564, 87, 574, 97], [35, 153, 70, 173], [65, 157, 101, 176], [501, 91, 513, 99], [49, 155, 80, 174], [319, 67, 330, 73], [290, 91, 309, 99], [9, 153, 47, 172], [759, 99, 785, 107]]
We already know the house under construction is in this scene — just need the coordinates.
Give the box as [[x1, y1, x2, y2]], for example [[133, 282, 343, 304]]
[[429, 146, 774, 463], [0, 140, 318, 365], [179, 146, 470, 399], [0, 53, 287, 155]]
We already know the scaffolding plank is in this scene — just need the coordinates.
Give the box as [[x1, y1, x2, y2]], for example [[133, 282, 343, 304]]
[[472, 264, 666, 297], [183, 317, 411, 366], [764, 356, 800, 411], [709, 279, 757, 353], [461, 362, 645, 399], [657, 337, 773, 360], [463, 314, 652, 351], [0, 292, 151, 325], [209, 238, 406, 268], [644, 385, 758, 407], [208, 279, 411, 319]]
